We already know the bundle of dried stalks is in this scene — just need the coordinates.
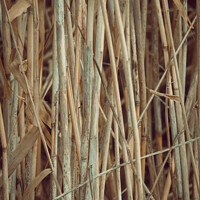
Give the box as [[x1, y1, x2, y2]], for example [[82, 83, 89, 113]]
[[0, 0, 199, 200]]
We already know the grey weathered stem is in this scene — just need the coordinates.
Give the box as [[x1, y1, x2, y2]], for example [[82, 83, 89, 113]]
[[74, 0, 82, 105], [82, 0, 96, 199], [167, 75, 183, 198], [56, 0, 71, 198], [10, 79, 18, 200], [31, 1, 40, 199], [51, 4, 59, 198], [80, 10, 90, 200], [65, 0, 75, 90]]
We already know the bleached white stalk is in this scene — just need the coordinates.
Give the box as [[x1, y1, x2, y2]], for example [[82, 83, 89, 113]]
[[65, 0, 75, 90], [30, 1, 40, 199], [85, 1, 98, 200], [10, 79, 18, 200], [55, 0, 71, 199], [51, 3, 59, 198]]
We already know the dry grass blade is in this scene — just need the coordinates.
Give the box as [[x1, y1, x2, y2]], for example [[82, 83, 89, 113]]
[[8, 59, 29, 93], [8, 0, 31, 22], [22, 168, 51, 200], [149, 89, 180, 102], [0, 126, 39, 187], [0, 58, 10, 98], [0, 0, 199, 199], [2, 0, 55, 175], [173, 0, 193, 28]]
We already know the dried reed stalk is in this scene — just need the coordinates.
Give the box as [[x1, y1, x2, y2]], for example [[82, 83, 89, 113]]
[[0, 105, 9, 200], [0, 1, 199, 200]]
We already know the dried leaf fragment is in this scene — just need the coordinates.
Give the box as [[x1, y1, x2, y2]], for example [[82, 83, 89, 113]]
[[0, 58, 10, 98], [149, 89, 180, 102], [22, 169, 51, 200], [8, 0, 31, 22], [173, 0, 193, 28], [0, 126, 39, 188]]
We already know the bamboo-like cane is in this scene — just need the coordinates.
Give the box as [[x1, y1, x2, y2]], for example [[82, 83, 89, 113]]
[[91, 1, 106, 200], [132, 1, 147, 192], [125, 0, 134, 191], [30, 1, 40, 199], [55, 0, 71, 199], [26, 4, 34, 191], [65, 0, 75, 91], [50, 4, 59, 198], [130, 0, 140, 120], [74, 0, 83, 106], [86, 1, 99, 200]]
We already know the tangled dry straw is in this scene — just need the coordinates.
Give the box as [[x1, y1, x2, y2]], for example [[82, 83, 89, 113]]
[[0, 0, 199, 200]]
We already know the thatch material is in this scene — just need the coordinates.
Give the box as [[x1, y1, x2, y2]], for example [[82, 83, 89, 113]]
[[0, 0, 199, 199]]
